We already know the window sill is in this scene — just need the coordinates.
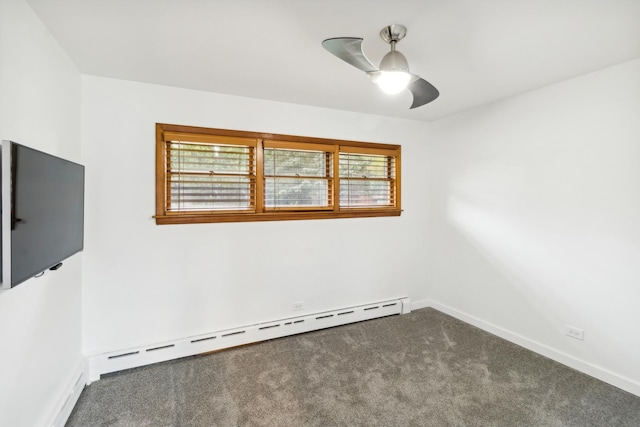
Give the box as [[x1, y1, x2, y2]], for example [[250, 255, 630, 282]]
[[154, 209, 402, 225]]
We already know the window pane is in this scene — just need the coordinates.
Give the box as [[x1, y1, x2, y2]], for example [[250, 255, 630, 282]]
[[339, 179, 391, 207], [339, 153, 394, 179], [169, 176, 253, 211], [265, 178, 329, 207], [264, 149, 330, 177], [168, 142, 251, 174]]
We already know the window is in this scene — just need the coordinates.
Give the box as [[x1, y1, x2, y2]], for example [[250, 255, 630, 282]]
[[155, 124, 401, 224], [263, 141, 335, 211], [164, 137, 256, 213], [339, 148, 397, 209]]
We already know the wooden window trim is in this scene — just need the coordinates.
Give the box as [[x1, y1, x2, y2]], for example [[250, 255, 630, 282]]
[[155, 123, 401, 224]]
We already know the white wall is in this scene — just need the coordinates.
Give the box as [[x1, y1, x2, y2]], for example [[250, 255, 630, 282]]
[[81, 76, 431, 355], [426, 58, 640, 394], [0, 0, 83, 426]]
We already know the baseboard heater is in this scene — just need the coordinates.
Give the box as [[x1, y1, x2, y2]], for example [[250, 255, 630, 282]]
[[88, 297, 410, 382]]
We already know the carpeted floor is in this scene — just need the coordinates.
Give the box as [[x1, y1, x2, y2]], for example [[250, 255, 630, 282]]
[[66, 308, 640, 426]]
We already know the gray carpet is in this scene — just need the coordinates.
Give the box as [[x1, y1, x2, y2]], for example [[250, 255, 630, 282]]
[[66, 308, 640, 426]]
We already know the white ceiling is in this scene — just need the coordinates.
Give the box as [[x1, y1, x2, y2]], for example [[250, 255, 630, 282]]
[[26, 0, 640, 122]]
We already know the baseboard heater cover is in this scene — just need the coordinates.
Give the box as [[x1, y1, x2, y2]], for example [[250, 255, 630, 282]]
[[88, 297, 410, 382]]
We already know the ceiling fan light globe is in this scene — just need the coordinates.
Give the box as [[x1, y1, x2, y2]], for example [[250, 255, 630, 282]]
[[377, 71, 411, 94]]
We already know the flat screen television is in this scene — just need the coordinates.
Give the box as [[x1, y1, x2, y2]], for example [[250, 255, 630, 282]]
[[1, 140, 85, 289]]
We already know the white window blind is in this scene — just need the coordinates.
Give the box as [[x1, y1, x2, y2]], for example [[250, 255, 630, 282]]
[[165, 138, 256, 212], [339, 150, 396, 208], [263, 142, 334, 210]]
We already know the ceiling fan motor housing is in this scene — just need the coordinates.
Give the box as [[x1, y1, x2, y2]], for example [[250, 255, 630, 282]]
[[379, 25, 410, 72], [380, 49, 410, 73]]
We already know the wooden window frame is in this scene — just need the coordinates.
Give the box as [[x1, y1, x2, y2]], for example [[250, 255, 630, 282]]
[[155, 123, 401, 224]]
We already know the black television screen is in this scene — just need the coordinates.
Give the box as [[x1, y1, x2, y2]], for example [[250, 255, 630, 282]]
[[1, 141, 84, 288]]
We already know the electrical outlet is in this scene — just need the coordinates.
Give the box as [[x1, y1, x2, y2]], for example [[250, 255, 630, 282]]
[[565, 325, 584, 340], [292, 301, 305, 311]]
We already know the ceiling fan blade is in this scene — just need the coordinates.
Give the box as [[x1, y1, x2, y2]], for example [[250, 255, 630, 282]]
[[408, 76, 440, 109], [322, 37, 378, 73]]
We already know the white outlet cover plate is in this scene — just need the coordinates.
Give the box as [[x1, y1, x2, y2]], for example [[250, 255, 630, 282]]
[[565, 325, 584, 340]]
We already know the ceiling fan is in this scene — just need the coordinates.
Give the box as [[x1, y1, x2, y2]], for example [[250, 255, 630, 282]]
[[322, 24, 439, 109]]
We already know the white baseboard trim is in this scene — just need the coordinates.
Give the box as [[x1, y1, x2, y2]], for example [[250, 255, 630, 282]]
[[87, 297, 410, 383], [410, 298, 430, 311], [426, 299, 640, 397], [48, 360, 88, 427]]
